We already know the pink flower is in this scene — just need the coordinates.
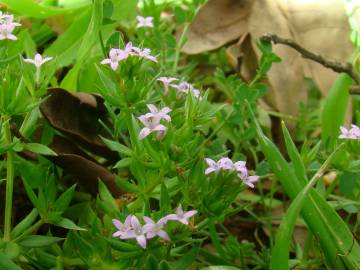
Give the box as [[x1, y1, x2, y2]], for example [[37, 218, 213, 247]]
[[138, 104, 171, 140], [132, 47, 157, 62], [218, 157, 234, 171], [0, 23, 17, 40], [120, 216, 149, 249], [241, 175, 260, 188], [170, 81, 200, 98], [233, 161, 247, 178], [339, 125, 360, 139], [23, 53, 53, 68], [157, 77, 178, 95], [143, 216, 169, 240], [112, 215, 133, 238], [0, 13, 21, 41], [164, 206, 197, 225], [205, 158, 220, 175], [136, 16, 154, 28], [101, 48, 128, 70]]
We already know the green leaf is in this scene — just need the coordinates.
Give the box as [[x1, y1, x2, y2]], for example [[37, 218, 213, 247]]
[[45, 9, 91, 67], [1, 0, 89, 18], [54, 184, 76, 212], [23, 143, 57, 156], [51, 217, 87, 231], [0, 252, 23, 270], [160, 183, 171, 214], [19, 235, 63, 248], [11, 209, 39, 239], [115, 176, 139, 193], [98, 180, 118, 212], [101, 137, 133, 156], [321, 73, 353, 149], [270, 128, 344, 270], [173, 246, 200, 270], [247, 101, 360, 269], [61, 0, 103, 90], [201, 267, 241, 270]]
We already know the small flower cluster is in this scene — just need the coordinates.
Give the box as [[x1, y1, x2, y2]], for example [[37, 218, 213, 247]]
[[138, 104, 171, 140], [205, 157, 259, 188], [136, 16, 154, 29], [339, 124, 360, 139], [112, 206, 197, 249], [157, 77, 201, 98], [101, 42, 157, 71], [0, 12, 21, 41]]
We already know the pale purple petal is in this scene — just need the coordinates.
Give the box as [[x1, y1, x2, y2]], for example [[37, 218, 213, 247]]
[[183, 210, 198, 219], [205, 158, 216, 167], [163, 214, 178, 221], [139, 127, 151, 139], [146, 104, 158, 114], [205, 167, 217, 175], [157, 230, 170, 241], [136, 235, 147, 249], [143, 216, 154, 224], [120, 230, 137, 239], [101, 58, 111, 64], [112, 219, 123, 230], [110, 61, 119, 71]]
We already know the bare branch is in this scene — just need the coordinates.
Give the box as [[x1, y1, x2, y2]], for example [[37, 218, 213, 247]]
[[260, 33, 360, 85]]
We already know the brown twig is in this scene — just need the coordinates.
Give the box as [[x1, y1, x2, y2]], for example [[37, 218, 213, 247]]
[[260, 33, 360, 86]]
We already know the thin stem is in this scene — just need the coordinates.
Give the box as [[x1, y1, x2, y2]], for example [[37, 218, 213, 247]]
[[3, 116, 15, 241], [172, 23, 190, 74]]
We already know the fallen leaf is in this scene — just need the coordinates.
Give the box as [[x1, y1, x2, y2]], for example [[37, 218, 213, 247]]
[[40, 88, 118, 162], [184, 0, 357, 117]]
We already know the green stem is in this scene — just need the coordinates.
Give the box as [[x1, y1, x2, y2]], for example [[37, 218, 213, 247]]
[[172, 23, 190, 74], [3, 116, 14, 241]]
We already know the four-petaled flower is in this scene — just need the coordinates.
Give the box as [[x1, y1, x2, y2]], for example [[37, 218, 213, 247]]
[[157, 77, 178, 95], [132, 47, 157, 62], [143, 216, 169, 240], [112, 215, 132, 238], [0, 12, 21, 41], [164, 205, 198, 225], [339, 125, 360, 139], [120, 216, 149, 249], [138, 104, 171, 140], [136, 16, 154, 28], [101, 48, 129, 71], [23, 53, 53, 68], [171, 81, 200, 98]]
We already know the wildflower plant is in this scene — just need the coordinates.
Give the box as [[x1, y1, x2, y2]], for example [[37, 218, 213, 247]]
[[0, 1, 359, 270]]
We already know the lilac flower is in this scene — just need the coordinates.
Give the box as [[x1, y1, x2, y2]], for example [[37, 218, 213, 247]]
[[132, 47, 157, 62], [205, 157, 259, 188], [157, 77, 178, 95], [143, 216, 169, 240], [241, 175, 260, 188], [138, 104, 171, 140], [233, 161, 247, 178], [164, 206, 197, 225], [205, 158, 220, 175], [218, 157, 234, 171], [147, 104, 171, 122], [101, 48, 129, 70], [23, 53, 53, 68], [0, 23, 18, 40], [204, 157, 233, 175], [0, 13, 21, 41], [120, 216, 149, 249], [112, 215, 132, 238], [339, 125, 360, 139], [136, 16, 154, 28], [171, 81, 200, 98]]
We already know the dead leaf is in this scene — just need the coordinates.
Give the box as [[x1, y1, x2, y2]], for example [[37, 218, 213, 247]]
[[184, 0, 356, 117], [40, 88, 118, 162], [182, 0, 253, 54], [49, 136, 122, 197]]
